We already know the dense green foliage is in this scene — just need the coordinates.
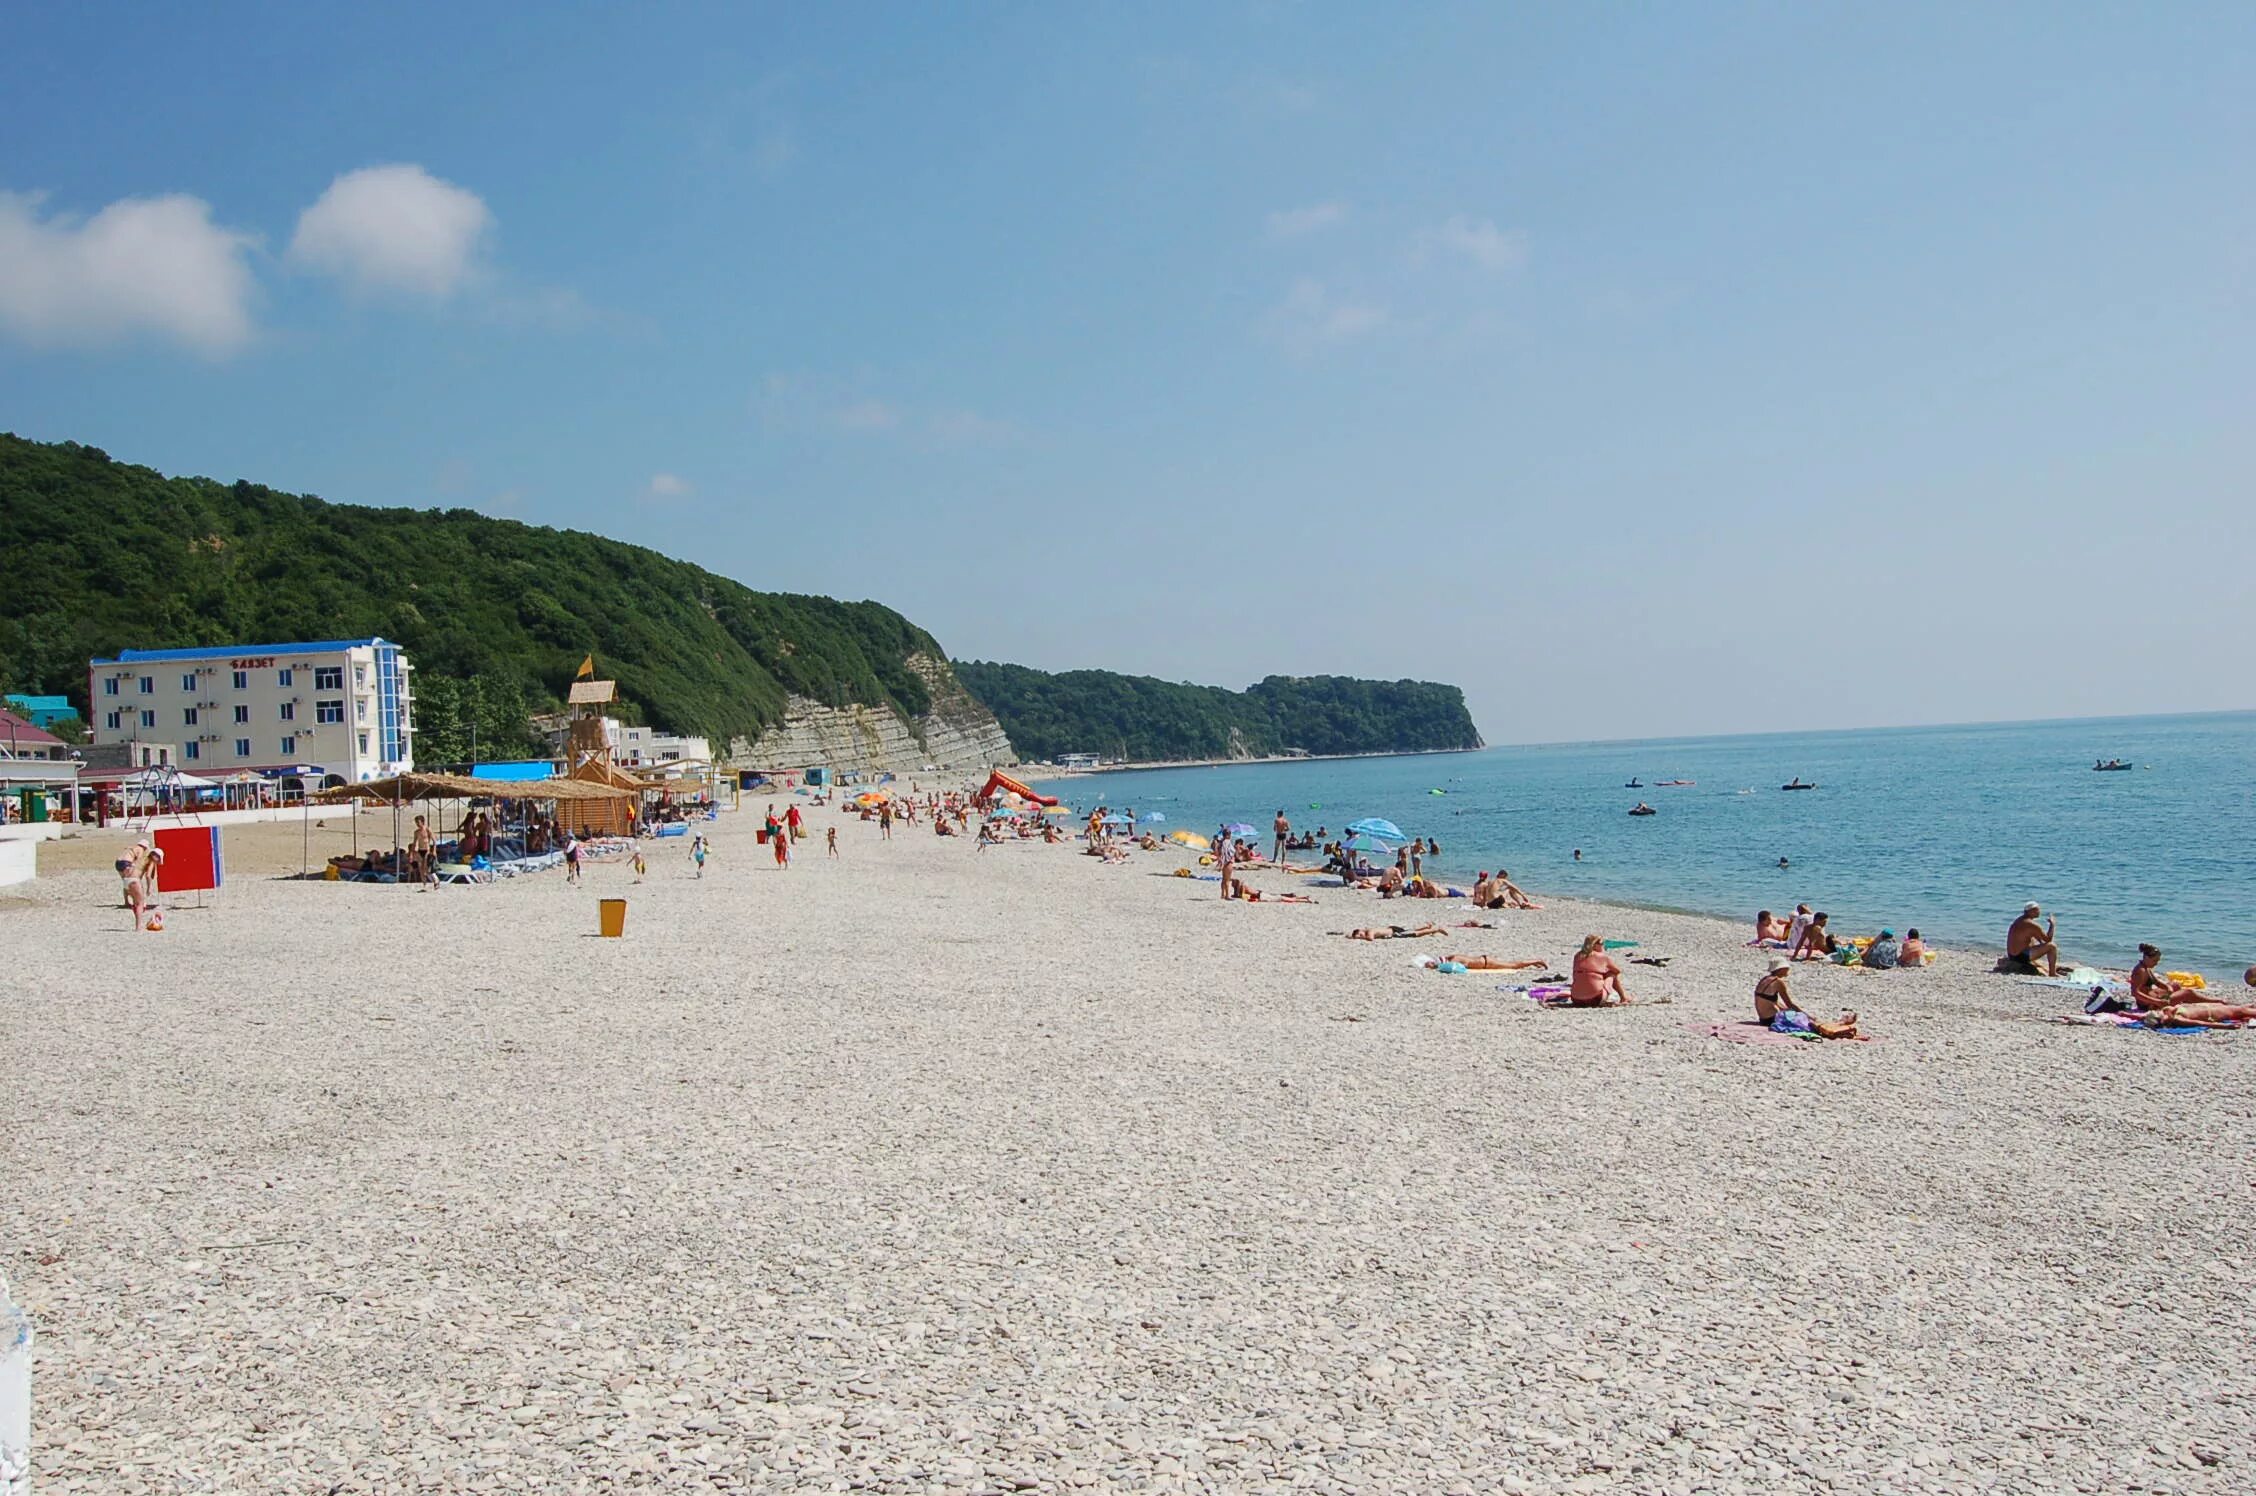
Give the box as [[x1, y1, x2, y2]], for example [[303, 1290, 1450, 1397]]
[[953, 661, 1483, 762], [0, 434, 950, 749]]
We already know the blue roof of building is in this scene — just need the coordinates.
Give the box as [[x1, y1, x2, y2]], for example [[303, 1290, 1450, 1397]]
[[4, 694, 72, 710], [94, 638, 395, 665]]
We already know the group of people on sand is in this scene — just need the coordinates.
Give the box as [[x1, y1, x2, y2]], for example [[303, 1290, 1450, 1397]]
[[1755, 905, 1924, 969]]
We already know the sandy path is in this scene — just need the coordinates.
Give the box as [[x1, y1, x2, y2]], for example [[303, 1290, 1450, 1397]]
[[4, 802, 2250, 1493]]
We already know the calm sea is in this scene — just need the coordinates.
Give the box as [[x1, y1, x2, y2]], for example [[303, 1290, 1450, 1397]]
[[1025, 711, 2255, 982]]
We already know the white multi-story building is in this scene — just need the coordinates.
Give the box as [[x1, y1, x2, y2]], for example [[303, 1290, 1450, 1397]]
[[87, 638, 414, 781]]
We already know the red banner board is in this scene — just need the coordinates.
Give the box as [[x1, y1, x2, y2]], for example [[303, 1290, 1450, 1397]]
[[153, 826, 224, 893]]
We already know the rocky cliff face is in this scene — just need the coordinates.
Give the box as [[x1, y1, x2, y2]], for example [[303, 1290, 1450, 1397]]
[[727, 654, 1015, 772]]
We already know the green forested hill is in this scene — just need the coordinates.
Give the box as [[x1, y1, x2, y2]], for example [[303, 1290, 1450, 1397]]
[[952, 661, 1483, 762], [0, 434, 950, 757]]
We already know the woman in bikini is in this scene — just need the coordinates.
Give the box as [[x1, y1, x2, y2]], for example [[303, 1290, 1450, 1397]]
[[1754, 959, 1859, 1038]]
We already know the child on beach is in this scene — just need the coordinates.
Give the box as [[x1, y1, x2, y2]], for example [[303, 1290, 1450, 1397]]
[[563, 834, 583, 885], [631, 850, 647, 883], [826, 826, 839, 859], [691, 834, 707, 878]]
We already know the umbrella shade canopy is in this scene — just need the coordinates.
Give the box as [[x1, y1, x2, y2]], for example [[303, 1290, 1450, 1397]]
[[1342, 833, 1395, 852], [1223, 822, 1257, 837], [1345, 817, 1407, 840], [315, 772, 634, 804], [1142, 811, 1166, 824], [1100, 813, 1132, 825], [117, 767, 222, 789], [1167, 830, 1210, 849]]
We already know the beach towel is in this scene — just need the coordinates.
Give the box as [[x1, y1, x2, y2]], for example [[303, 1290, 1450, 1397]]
[[1747, 939, 1790, 949], [2048, 1013, 2215, 1036], [1687, 1020, 1881, 1046]]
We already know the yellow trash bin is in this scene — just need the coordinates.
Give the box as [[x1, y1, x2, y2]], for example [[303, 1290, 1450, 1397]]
[[598, 898, 627, 938]]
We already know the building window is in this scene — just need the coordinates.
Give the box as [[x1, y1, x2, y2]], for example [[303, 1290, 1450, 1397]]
[[356, 699, 368, 721], [234, 738, 252, 757], [138, 676, 154, 694], [278, 668, 293, 687], [233, 704, 250, 724], [279, 701, 295, 721], [184, 708, 199, 727], [181, 673, 198, 691], [105, 711, 121, 730], [316, 699, 344, 724], [140, 710, 156, 729], [231, 670, 248, 690], [358, 732, 370, 754], [354, 665, 367, 688], [104, 678, 119, 697], [183, 741, 200, 761], [314, 666, 343, 691], [281, 735, 297, 756]]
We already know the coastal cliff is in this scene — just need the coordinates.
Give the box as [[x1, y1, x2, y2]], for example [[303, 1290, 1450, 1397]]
[[732, 654, 1016, 772]]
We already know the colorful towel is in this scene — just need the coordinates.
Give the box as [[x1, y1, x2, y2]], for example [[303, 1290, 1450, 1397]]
[[2048, 1013, 2213, 1035]]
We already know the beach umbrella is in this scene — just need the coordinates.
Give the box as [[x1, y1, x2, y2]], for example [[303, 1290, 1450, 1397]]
[[1142, 811, 1165, 824], [1342, 833, 1394, 852], [1345, 817, 1406, 840], [1168, 830, 1210, 849], [1101, 812, 1131, 825], [1223, 821, 1256, 837]]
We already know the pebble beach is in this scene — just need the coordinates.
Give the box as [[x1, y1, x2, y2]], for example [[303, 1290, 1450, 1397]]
[[5, 803, 2253, 1495]]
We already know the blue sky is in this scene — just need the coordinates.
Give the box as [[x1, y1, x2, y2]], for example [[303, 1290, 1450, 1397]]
[[4, 3, 2250, 742]]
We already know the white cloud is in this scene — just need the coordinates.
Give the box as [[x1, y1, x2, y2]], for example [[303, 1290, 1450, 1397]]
[[1266, 277, 1388, 354], [1265, 201, 1348, 240], [289, 164, 491, 296], [1414, 215, 1530, 272], [832, 399, 901, 432], [0, 189, 258, 355], [637, 472, 691, 504]]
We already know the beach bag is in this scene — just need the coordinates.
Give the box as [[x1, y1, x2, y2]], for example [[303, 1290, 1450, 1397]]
[[2084, 988, 2129, 1015]]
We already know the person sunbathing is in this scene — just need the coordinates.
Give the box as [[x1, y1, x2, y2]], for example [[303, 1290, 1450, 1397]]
[[1492, 870, 1537, 909], [2142, 1001, 2256, 1029], [1754, 959, 1860, 1038], [1406, 876, 1450, 899], [1345, 923, 1447, 940], [1441, 954, 1548, 971], [2128, 944, 2199, 1011], [2006, 903, 2065, 976], [1755, 909, 1791, 942], [1791, 912, 1836, 961], [1569, 935, 1632, 1006]]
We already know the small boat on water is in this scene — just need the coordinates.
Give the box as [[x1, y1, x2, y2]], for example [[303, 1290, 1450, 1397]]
[[1655, 779, 1695, 787], [1627, 802, 1657, 816], [1624, 778, 1643, 788], [1781, 779, 1817, 791], [2092, 759, 2133, 772]]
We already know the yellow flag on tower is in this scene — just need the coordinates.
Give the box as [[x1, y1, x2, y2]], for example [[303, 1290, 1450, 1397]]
[[576, 654, 595, 679]]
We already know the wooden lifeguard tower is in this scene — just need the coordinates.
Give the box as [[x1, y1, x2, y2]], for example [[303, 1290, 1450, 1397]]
[[562, 667, 639, 836]]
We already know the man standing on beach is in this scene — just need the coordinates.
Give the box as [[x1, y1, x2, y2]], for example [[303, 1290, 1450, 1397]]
[[1273, 809, 1290, 864]]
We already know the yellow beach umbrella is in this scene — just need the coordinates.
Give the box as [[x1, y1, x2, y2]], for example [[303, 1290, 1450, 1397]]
[[1167, 829, 1210, 850]]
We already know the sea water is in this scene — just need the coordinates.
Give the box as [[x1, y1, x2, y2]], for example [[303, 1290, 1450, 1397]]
[[1026, 711, 2254, 983]]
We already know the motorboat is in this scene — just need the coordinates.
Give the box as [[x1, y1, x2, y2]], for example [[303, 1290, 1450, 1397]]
[[1627, 802, 1657, 816], [1781, 779, 1817, 791], [2092, 759, 2132, 772], [1655, 779, 1695, 787]]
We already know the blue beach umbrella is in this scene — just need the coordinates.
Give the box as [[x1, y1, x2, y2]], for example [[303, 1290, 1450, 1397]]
[[1143, 812, 1166, 824], [1342, 834, 1394, 852], [1345, 817, 1407, 841], [1223, 822, 1256, 837]]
